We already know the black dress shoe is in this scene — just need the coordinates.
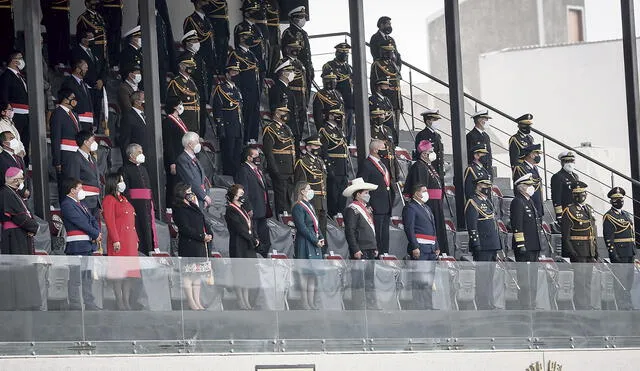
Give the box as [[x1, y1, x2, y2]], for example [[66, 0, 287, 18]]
[[84, 303, 102, 311]]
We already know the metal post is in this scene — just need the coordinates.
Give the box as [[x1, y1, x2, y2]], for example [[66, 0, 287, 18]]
[[444, 0, 467, 229], [409, 69, 415, 131], [348, 0, 370, 164], [542, 137, 548, 200], [24, 0, 49, 219], [140, 0, 165, 216], [620, 0, 640, 245]]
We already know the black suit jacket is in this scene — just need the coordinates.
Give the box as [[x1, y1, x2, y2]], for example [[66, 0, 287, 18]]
[[225, 204, 258, 259], [60, 75, 94, 121], [0, 69, 28, 105], [173, 202, 211, 258], [357, 156, 394, 215], [369, 31, 402, 65], [71, 44, 107, 87], [235, 162, 268, 219], [120, 108, 149, 155], [63, 151, 101, 209], [466, 127, 492, 170], [344, 205, 377, 256]]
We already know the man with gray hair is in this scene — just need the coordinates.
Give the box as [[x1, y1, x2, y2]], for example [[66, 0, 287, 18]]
[[176, 131, 211, 208], [120, 90, 149, 160], [356, 139, 396, 255], [119, 143, 158, 255]]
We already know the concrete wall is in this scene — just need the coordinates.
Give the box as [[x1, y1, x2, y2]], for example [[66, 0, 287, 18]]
[[427, 0, 585, 96], [1, 349, 639, 370]]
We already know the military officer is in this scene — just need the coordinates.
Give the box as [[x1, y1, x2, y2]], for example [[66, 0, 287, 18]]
[[269, 59, 295, 112], [295, 135, 328, 239], [464, 144, 491, 201], [275, 40, 307, 146], [203, 0, 230, 75], [508, 113, 535, 168], [414, 109, 444, 177], [368, 78, 396, 144], [211, 61, 243, 176], [551, 151, 579, 223], [265, 0, 281, 74], [465, 175, 501, 309], [510, 173, 542, 309], [184, 0, 217, 132], [561, 181, 598, 309], [322, 42, 355, 143], [370, 41, 402, 136], [312, 72, 344, 131], [512, 143, 543, 218], [98, 0, 123, 69], [466, 109, 493, 173], [119, 26, 143, 83], [234, 0, 267, 83], [167, 53, 200, 133], [76, 0, 107, 61], [228, 29, 261, 143], [370, 16, 401, 65], [282, 6, 313, 97], [370, 108, 400, 184], [262, 105, 296, 215], [319, 108, 349, 218], [603, 187, 636, 309], [41, 0, 71, 68]]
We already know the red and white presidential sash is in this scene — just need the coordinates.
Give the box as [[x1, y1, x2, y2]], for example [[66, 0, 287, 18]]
[[349, 201, 375, 234], [297, 201, 319, 236], [368, 157, 390, 187], [229, 202, 252, 231]]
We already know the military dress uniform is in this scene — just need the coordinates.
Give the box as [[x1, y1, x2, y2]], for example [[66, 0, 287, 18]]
[[295, 136, 328, 238], [98, 0, 123, 68], [227, 44, 260, 142], [262, 111, 296, 215], [211, 65, 243, 176], [265, 0, 281, 73], [322, 43, 355, 142], [42, 0, 71, 67], [370, 119, 400, 184], [234, 18, 266, 86], [319, 113, 349, 217], [465, 176, 501, 309], [368, 82, 396, 143], [269, 60, 295, 111], [119, 26, 143, 80], [369, 43, 402, 127], [508, 114, 535, 168], [464, 145, 491, 201], [551, 152, 579, 222], [312, 73, 344, 131], [203, 0, 230, 75], [603, 187, 636, 309], [512, 144, 543, 218], [414, 110, 444, 177], [167, 57, 200, 133], [76, 7, 108, 61], [276, 53, 307, 145], [281, 6, 313, 97], [561, 181, 597, 309], [510, 173, 542, 309], [466, 110, 493, 172]]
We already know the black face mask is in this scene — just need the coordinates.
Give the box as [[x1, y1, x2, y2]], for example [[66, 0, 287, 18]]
[[612, 199, 624, 210], [382, 52, 393, 60], [290, 49, 300, 57], [325, 80, 337, 90], [185, 67, 194, 75], [311, 149, 320, 157], [334, 115, 344, 126], [480, 187, 491, 197], [519, 125, 531, 134], [382, 26, 393, 35], [238, 196, 246, 204], [479, 155, 489, 167], [336, 53, 349, 62], [279, 114, 289, 123], [372, 117, 384, 125], [533, 155, 541, 164], [573, 193, 587, 204], [252, 156, 261, 166], [378, 149, 388, 158]]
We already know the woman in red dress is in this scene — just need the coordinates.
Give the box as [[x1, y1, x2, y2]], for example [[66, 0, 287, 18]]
[[103, 172, 140, 310]]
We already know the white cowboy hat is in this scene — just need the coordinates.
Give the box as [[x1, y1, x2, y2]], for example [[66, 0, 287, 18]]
[[342, 177, 378, 197]]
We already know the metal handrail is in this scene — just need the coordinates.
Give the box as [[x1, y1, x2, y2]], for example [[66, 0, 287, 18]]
[[309, 31, 640, 188]]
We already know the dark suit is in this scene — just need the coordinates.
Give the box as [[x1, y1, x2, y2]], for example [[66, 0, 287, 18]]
[[176, 151, 210, 204], [466, 127, 492, 172], [162, 114, 189, 205], [63, 150, 101, 218], [50, 106, 82, 170], [225, 203, 259, 259], [0, 68, 29, 157], [117, 81, 136, 114], [344, 202, 377, 257], [71, 44, 107, 88], [120, 108, 150, 157], [358, 156, 394, 255], [235, 162, 270, 257], [60, 75, 95, 129], [41, 0, 71, 67], [510, 192, 541, 309], [172, 202, 211, 258], [60, 195, 101, 309], [369, 30, 401, 64]]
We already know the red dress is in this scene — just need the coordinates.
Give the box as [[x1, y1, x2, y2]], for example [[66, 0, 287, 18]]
[[103, 194, 141, 278]]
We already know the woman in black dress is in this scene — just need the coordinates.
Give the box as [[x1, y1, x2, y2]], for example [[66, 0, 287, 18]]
[[172, 182, 213, 310], [225, 184, 259, 310]]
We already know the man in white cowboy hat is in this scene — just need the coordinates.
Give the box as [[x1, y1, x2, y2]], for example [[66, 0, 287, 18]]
[[343, 178, 378, 260]]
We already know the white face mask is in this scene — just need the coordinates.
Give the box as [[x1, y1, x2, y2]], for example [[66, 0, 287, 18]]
[[176, 104, 185, 115], [77, 189, 87, 200], [431, 122, 440, 130], [136, 153, 146, 164], [133, 73, 142, 84], [117, 182, 126, 193], [8, 138, 20, 151], [421, 191, 430, 203], [135, 38, 142, 48], [563, 163, 575, 173], [483, 121, 491, 130], [16, 59, 25, 70], [193, 143, 202, 154], [428, 152, 437, 162], [306, 189, 315, 200], [17, 181, 25, 191], [190, 42, 201, 53], [286, 71, 296, 81], [5, 110, 14, 120], [89, 141, 99, 152], [294, 18, 306, 28], [525, 186, 535, 197], [361, 193, 371, 204]]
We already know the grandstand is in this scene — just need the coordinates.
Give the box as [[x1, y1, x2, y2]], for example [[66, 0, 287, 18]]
[[1, 0, 640, 369]]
